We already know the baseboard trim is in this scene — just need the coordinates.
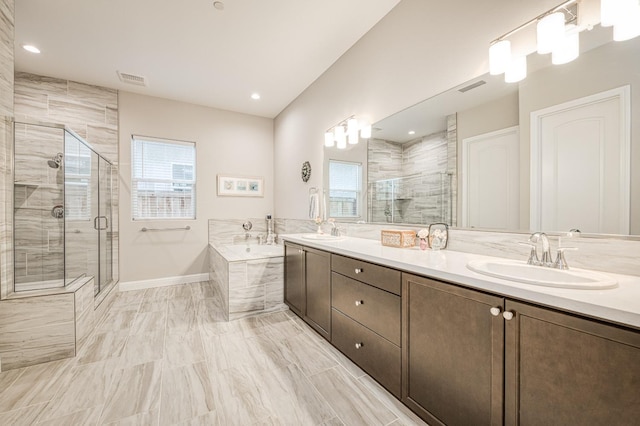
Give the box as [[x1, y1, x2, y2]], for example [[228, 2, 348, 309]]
[[119, 273, 210, 292]]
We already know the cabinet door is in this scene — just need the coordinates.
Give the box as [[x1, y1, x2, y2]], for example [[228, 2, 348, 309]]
[[505, 300, 640, 426], [402, 274, 504, 426], [284, 242, 305, 316], [305, 247, 331, 340]]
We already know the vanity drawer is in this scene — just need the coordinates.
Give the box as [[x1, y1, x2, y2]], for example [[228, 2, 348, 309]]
[[332, 309, 401, 397], [331, 254, 401, 295], [332, 272, 401, 345]]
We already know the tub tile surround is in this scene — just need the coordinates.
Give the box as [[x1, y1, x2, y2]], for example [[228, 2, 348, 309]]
[[209, 218, 286, 320], [0, 284, 426, 425]]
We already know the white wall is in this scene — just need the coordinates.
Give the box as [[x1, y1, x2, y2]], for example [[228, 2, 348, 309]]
[[118, 92, 274, 282], [273, 0, 561, 219]]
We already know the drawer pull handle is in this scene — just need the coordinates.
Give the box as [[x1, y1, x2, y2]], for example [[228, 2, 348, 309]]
[[503, 311, 515, 321], [355, 342, 363, 349], [355, 300, 364, 306], [489, 307, 502, 317], [354, 268, 363, 274]]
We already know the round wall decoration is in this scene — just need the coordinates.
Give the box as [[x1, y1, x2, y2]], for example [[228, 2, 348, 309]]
[[301, 161, 312, 182]]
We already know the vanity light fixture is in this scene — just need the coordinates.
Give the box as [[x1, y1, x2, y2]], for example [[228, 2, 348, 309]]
[[324, 115, 372, 149], [490, 0, 640, 84], [22, 44, 40, 54]]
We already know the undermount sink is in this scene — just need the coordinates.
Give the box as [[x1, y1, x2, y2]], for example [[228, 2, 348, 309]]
[[301, 233, 345, 241], [466, 259, 618, 290]]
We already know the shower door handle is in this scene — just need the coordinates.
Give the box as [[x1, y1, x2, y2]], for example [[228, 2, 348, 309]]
[[94, 216, 109, 230]]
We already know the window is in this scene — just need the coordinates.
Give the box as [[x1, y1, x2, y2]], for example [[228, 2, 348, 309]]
[[132, 136, 196, 220], [329, 160, 362, 218]]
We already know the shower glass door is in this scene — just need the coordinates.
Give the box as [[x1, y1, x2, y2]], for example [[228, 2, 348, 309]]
[[97, 157, 113, 295]]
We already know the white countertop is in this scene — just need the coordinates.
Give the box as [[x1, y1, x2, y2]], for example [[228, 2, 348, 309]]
[[281, 234, 640, 330]]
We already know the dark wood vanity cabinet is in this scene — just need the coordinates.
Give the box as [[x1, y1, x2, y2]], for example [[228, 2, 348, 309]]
[[284, 242, 331, 340], [402, 273, 505, 426], [284, 243, 305, 315], [403, 273, 640, 426], [504, 300, 640, 426], [331, 254, 402, 397]]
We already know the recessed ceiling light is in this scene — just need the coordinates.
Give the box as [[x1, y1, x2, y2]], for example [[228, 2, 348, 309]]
[[22, 44, 40, 54], [408, 130, 416, 135], [251, 93, 261, 100], [213, 1, 224, 10]]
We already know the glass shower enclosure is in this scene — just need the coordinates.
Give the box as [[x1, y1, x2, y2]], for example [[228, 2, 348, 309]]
[[13, 121, 114, 296]]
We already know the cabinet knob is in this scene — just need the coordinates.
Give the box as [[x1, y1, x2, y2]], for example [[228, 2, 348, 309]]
[[355, 342, 363, 349], [355, 300, 364, 306], [490, 307, 502, 317], [503, 311, 515, 321], [354, 268, 363, 274]]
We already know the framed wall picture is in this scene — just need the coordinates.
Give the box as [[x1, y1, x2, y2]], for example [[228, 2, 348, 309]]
[[217, 175, 264, 197]]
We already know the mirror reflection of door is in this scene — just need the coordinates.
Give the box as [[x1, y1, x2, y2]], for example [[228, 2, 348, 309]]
[[530, 86, 630, 234], [462, 126, 520, 230]]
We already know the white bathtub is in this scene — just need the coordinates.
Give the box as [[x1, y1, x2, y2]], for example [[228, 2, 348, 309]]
[[217, 243, 284, 262], [209, 243, 286, 321]]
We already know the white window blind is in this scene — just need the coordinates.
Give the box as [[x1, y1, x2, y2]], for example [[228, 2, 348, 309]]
[[329, 160, 361, 218], [132, 136, 196, 220]]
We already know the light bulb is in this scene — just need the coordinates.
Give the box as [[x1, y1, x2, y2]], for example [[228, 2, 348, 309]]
[[359, 121, 372, 139], [324, 131, 335, 148], [552, 24, 580, 65], [489, 40, 511, 75], [335, 126, 346, 149], [347, 118, 359, 144], [613, 1, 640, 41], [537, 12, 565, 54], [504, 56, 527, 83]]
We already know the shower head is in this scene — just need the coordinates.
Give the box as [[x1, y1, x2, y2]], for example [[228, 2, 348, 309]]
[[48, 153, 63, 169]]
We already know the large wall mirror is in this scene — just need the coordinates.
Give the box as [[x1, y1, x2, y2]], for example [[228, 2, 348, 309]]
[[324, 24, 640, 237]]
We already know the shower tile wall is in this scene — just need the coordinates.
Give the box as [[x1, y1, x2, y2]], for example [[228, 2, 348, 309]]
[[0, 0, 14, 300], [14, 72, 120, 287], [368, 114, 457, 226], [13, 124, 65, 286]]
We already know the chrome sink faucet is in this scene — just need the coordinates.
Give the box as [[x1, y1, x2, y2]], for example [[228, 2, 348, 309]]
[[529, 232, 553, 267], [521, 232, 576, 270]]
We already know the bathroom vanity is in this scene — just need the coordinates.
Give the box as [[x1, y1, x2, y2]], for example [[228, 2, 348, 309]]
[[282, 235, 640, 426]]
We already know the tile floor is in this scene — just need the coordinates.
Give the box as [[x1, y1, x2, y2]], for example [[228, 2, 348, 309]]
[[0, 282, 427, 425]]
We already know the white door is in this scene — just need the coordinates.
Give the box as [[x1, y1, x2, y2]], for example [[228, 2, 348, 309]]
[[462, 126, 520, 230], [530, 86, 630, 234]]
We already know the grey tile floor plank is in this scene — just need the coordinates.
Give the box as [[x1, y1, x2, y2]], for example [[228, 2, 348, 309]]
[[0, 283, 427, 426]]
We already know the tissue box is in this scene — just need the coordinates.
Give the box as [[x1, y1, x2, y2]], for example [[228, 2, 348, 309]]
[[381, 230, 416, 248]]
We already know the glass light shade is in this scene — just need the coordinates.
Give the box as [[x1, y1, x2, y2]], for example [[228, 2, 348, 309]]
[[335, 126, 347, 149], [537, 12, 565, 54], [601, 0, 623, 27], [613, 2, 640, 41], [359, 122, 372, 139], [489, 40, 511, 75], [347, 118, 359, 144], [504, 56, 527, 83], [324, 131, 335, 147], [552, 25, 580, 65]]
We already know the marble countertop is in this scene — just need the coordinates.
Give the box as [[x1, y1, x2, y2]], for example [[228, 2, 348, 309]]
[[281, 234, 640, 330]]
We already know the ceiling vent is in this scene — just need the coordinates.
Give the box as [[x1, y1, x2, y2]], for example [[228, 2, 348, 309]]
[[458, 80, 486, 93], [117, 71, 147, 87]]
